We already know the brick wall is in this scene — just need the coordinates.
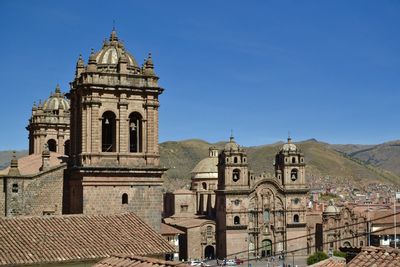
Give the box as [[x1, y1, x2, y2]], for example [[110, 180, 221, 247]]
[[83, 183, 163, 232]]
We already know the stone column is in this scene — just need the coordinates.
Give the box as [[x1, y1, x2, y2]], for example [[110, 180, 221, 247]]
[[57, 133, 64, 154], [118, 96, 128, 153], [91, 101, 100, 153]]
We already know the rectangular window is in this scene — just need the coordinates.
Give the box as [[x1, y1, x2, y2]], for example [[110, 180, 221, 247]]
[[12, 183, 18, 193], [181, 204, 188, 212]]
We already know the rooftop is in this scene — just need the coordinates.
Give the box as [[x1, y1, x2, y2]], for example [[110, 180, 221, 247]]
[[94, 255, 191, 267], [348, 246, 400, 267], [0, 213, 175, 266], [0, 152, 67, 176]]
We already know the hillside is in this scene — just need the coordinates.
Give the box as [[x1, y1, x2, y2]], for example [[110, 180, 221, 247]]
[[1, 139, 399, 191], [333, 140, 400, 177], [159, 139, 400, 189]]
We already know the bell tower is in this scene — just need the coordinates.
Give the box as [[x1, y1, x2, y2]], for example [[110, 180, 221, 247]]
[[274, 137, 308, 255], [215, 136, 250, 259], [274, 137, 306, 188], [65, 29, 166, 232]]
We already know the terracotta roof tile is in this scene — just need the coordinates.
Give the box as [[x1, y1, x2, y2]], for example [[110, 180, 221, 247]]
[[94, 255, 191, 267], [0, 152, 67, 176], [160, 223, 184, 235], [308, 256, 346, 267], [0, 213, 175, 266], [347, 246, 400, 267]]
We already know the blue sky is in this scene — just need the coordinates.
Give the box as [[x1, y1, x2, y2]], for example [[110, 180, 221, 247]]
[[0, 1, 399, 150]]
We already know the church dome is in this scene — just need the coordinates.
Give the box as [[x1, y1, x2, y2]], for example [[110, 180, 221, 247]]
[[191, 157, 218, 179], [281, 137, 297, 152], [191, 148, 219, 179], [323, 200, 340, 215], [94, 29, 138, 67], [224, 136, 239, 151], [43, 85, 70, 111]]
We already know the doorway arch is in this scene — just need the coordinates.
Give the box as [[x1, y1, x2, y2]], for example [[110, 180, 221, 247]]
[[261, 239, 272, 257], [204, 245, 215, 259], [47, 139, 57, 152]]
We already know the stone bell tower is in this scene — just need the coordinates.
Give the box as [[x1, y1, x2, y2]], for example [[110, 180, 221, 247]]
[[274, 137, 308, 255], [65, 29, 166, 232], [215, 136, 251, 259]]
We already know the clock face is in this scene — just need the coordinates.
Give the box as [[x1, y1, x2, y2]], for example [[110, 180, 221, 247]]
[[234, 199, 240, 206]]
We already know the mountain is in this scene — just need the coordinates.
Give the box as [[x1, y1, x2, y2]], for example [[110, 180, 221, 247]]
[[333, 140, 400, 177], [1, 139, 399, 191], [159, 139, 400, 189]]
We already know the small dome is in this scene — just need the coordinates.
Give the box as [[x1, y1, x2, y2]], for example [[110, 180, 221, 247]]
[[281, 137, 297, 152], [43, 85, 70, 111], [224, 136, 239, 151], [94, 29, 138, 67], [191, 157, 218, 179], [324, 199, 340, 214]]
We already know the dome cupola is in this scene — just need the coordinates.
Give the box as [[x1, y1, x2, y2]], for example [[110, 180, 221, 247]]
[[43, 85, 70, 112]]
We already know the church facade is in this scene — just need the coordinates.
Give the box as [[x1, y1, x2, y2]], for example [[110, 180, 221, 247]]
[[163, 137, 309, 260]]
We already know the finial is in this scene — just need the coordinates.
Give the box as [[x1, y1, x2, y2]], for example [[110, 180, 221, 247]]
[[8, 151, 20, 176], [287, 131, 292, 143], [33, 101, 37, 107], [110, 24, 118, 42], [230, 129, 234, 142], [55, 84, 61, 94], [91, 48, 94, 55]]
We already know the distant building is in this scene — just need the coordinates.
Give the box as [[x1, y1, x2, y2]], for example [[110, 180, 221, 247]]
[[164, 137, 310, 260], [26, 84, 70, 155]]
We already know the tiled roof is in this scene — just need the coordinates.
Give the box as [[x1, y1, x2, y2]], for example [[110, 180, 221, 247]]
[[347, 246, 400, 267], [161, 223, 184, 235], [94, 254, 191, 267], [164, 216, 215, 229], [0, 152, 67, 176], [0, 213, 175, 266], [308, 256, 345, 267]]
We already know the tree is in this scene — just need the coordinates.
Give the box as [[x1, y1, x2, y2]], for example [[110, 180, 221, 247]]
[[306, 251, 329, 265]]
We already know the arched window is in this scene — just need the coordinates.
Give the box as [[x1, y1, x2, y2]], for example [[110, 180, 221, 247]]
[[264, 209, 270, 223], [292, 157, 296, 163], [129, 112, 143, 153], [102, 111, 116, 152], [360, 241, 364, 246], [64, 140, 70, 156], [234, 157, 238, 163], [291, 169, 298, 181], [202, 182, 207, 190], [234, 216, 240, 225], [232, 169, 240, 182], [206, 226, 213, 236], [122, 193, 128, 204], [293, 214, 299, 223], [47, 139, 57, 152]]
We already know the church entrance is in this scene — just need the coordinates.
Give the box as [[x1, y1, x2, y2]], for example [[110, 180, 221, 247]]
[[261, 239, 272, 257], [204, 245, 215, 259]]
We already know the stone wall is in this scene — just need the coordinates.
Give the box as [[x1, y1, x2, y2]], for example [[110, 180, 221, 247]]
[[0, 178, 4, 217], [2, 165, 65, 217], [83, 183, 163, 232]]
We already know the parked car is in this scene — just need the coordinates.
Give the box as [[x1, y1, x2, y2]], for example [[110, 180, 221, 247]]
[[226, 259, 236, 266], [189, 261, 210, 267], [234, 258, 244, 265]]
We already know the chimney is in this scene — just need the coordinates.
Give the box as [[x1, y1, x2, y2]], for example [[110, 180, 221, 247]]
[[40, 145, 51, 171], [8, 151, 20, 176]]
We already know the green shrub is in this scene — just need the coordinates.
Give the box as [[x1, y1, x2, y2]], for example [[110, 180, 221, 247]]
[[333, 250, 347, 258], [307, 251, 329, 265]]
